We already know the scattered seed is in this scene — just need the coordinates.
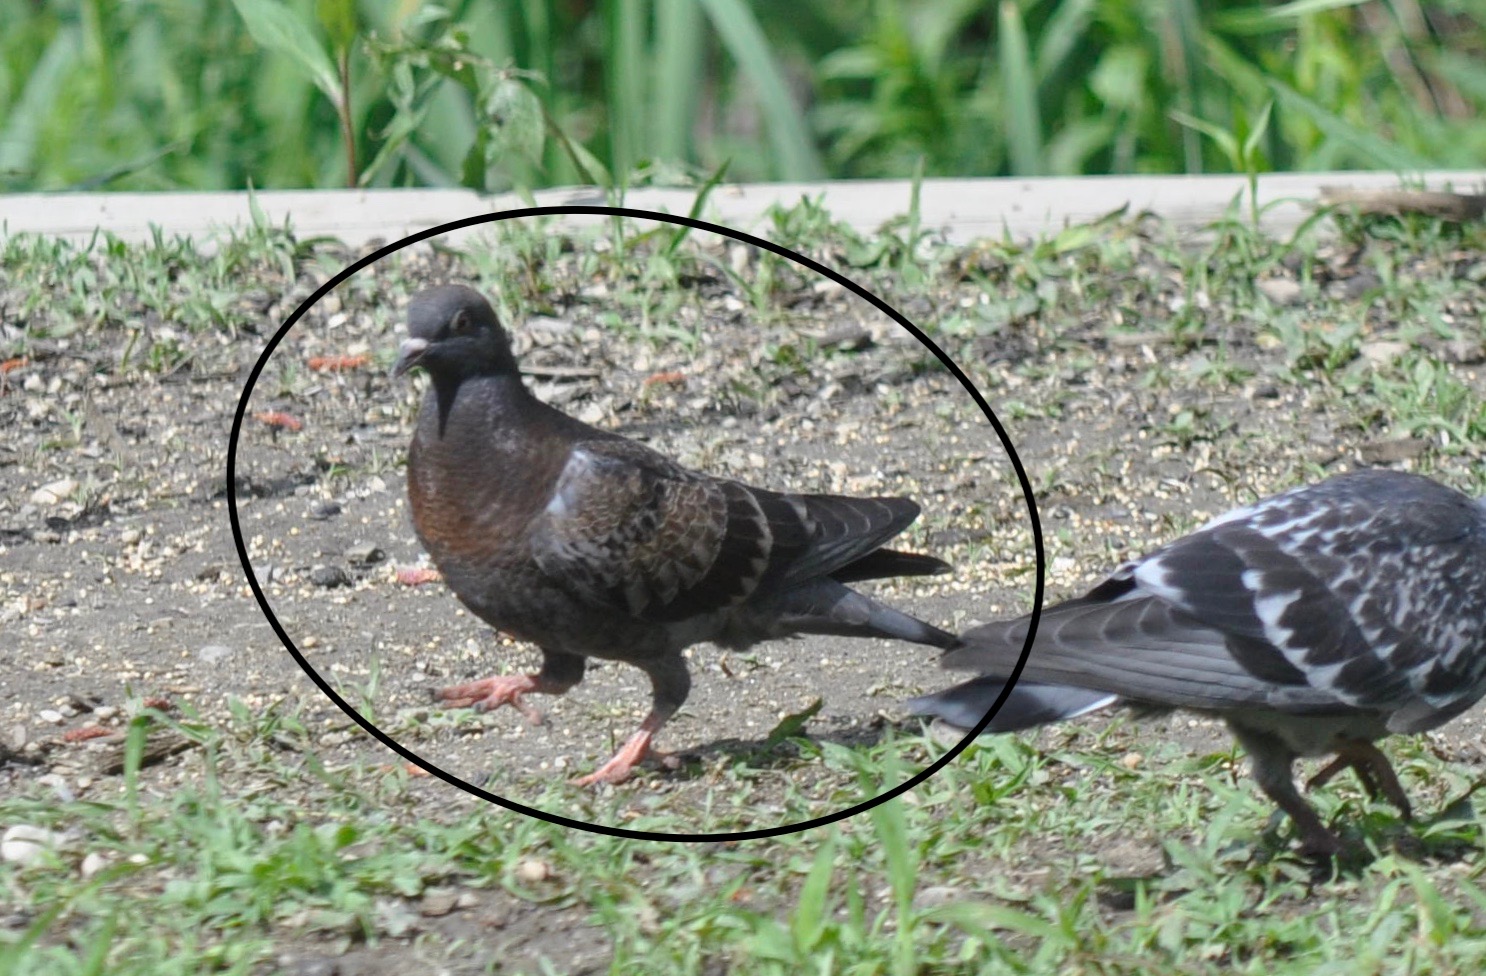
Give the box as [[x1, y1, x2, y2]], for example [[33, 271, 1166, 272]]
[[308, 354, 370, 372], [643, 370, 686, 387], [254, 411, 302, 432], [62, 726, 113, 743], [396, 567, 442, 586]]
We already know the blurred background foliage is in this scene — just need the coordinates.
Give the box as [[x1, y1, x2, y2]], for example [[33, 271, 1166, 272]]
[[1, 0, 1483, 194]]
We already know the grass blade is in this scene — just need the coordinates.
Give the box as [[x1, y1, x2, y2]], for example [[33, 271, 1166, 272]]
[[606, 0, 646, 180], [652, 0, 704, 164], [0, 27, 80, 181], [870, 794, 918, 976], [1268, 78, 1431, 170], [790, 829, 836, 952], [698, 0, 826, 179], [1035, 0, 1097, 83], [997, 0, 1043, 175], [1216, 0, 1368, 34], [1170, 108, 1239, 167], [1169, 0, 1207, 173]]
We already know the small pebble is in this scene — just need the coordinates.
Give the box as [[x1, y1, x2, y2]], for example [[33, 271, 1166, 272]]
[[37, 773, 73, 801], [1443, 337, 1484, 365], [196, 644, 235, 665], [30, 478, 77, 506], [913, 885, 963, 910], [1, 825, 64, 866], [1256, 277, 1302, 306], [309, 500, 342, 520], [420, 889, 460, 917], [80, 852, 109, 878], [309, 565, 351, 588], [345, 543, 385, 566], [37, 709, 64, 725], [515, 858, 551, 883]]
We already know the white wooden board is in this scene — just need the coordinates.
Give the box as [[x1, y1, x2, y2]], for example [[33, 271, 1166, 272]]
[[2, 171, 1482, 247]]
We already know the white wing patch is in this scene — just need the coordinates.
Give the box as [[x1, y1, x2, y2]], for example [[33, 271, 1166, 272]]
[[1245, 570, 1303, 658]]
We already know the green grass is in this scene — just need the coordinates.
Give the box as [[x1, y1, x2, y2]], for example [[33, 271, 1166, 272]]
[[5, 703, 1486, 974], [5, 199, 1486, 973], [3, 0, 1484, 191]]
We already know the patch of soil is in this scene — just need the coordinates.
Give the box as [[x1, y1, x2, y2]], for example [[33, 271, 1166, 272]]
[[1, 230, 1030, 837], [6, 216, 1485, 971]]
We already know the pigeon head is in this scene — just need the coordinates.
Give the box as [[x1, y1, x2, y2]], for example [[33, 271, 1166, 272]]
[[392, 285, 518, 380]]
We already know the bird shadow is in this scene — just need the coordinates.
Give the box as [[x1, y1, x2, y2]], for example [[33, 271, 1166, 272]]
[[653, 723, 900, 782], [1097, 800, 1483, 911]]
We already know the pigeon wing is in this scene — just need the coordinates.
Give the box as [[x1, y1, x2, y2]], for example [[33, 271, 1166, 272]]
[[1140, 470, 1486, 727], [944, 471, 1486, 728], [531, 440, 924, 623]]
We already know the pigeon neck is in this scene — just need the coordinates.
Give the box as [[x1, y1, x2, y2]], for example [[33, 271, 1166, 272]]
[[428, 368, 530, 438]]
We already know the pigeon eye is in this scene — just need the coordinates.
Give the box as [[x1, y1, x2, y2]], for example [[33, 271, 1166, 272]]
[[449, 310, 474, 336]]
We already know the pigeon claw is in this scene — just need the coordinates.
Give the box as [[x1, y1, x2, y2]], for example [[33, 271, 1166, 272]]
[[571, 729, 656, 787], [435, 674, 548, 726], [1295, 826, 1344, 860], [1306, 739, 1413, 821]]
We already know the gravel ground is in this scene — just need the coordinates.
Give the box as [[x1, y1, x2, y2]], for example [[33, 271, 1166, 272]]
[[2, 221, 1034, 836], [4, 209, 1486, 971]]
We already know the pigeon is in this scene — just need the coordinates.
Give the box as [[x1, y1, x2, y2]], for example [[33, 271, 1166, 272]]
[[393, 284, 956, 786], [910, 470, 1486, 855]]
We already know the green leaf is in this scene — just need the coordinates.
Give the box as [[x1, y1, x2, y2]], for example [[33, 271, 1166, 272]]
[[79, 913, 119, 976], [0, 27, 80, 178], [1242, 99, 1274, 163], [123, 712, 150, 809], [997, 0, 1043, 175], [1432, 50, 1486, 103], [231, 0, 342, 103], [667, 160, 732, 257], [1267, 79, 1431, 171], [790, 831, 836, 952], [764, 697, 823, 749], [924, 900, 1064, 941], [698, 0, 826, 179], [1090, 45, 1148, 113], [653, 0, 704, 163], [1170, 109, 1239, 168], [316, 0, 358, 54], [1216, 0, 1368, 34], [484, 74, 546, 168], [1035, 0, 1097, 83], [606, 0, 645, 177], [870, 796, 915, 918]]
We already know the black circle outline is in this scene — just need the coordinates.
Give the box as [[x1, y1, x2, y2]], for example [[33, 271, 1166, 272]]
[[227, 205, 1044, 842]]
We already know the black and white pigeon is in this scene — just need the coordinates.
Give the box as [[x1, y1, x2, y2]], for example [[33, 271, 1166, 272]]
[[910, 469, 1486, 855], [394, 284, 956, 786]]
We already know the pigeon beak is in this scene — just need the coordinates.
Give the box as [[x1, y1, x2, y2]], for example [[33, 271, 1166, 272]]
[[391, 337, 429, 378]]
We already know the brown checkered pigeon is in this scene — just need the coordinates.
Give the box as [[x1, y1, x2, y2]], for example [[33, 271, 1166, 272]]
[[911, 470, 1486, 855], [394, 284, 955, 786]]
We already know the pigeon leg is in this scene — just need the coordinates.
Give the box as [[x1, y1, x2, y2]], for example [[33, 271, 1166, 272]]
[[1307, 755, 1359, 793], [1230, 723, 1341, 857], [571, 657, 691, 787], [435, 650, 584, 726], [1307, 739, 1412, 820], [570, 714, 665, 787]]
